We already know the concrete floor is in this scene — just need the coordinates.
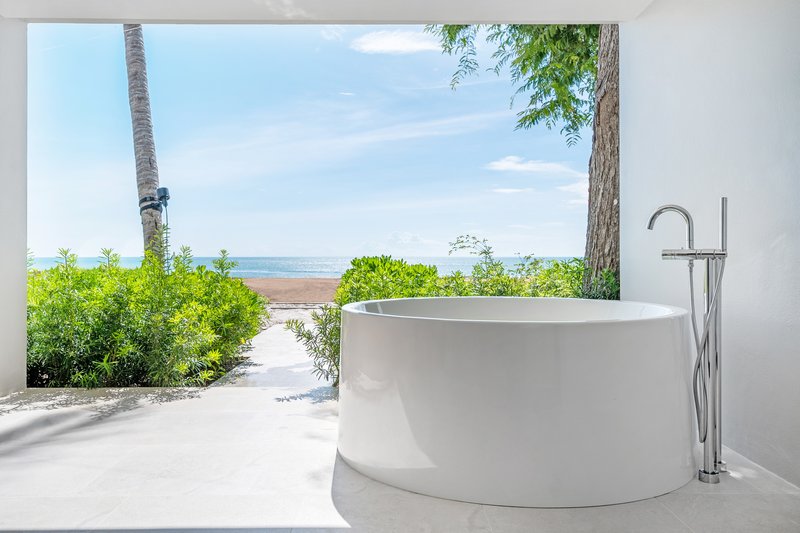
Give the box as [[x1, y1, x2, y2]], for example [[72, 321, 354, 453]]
[[0, 307, 798, 532]]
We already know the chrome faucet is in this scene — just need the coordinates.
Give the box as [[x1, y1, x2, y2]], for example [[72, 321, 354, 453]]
[[647, 205, 695, 250], [647, 197, 728, 484], [648, 200, 726, 261]]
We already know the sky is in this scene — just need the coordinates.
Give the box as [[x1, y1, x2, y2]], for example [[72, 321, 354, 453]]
[[27, 24, 591, 258]]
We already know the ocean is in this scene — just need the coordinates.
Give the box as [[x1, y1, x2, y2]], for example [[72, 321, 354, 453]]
[[30, 256, 574, 279]]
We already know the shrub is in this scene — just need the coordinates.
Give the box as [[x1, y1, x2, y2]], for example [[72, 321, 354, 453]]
[[334, 256, 443, 304], [532, 257, 585, 298], [447, 235, 532, 296], [285, 255, 443, 388], [580, 267, 621, 300], [287, 306, 341, 387], [287, 236, 619, 387], [27, 247, 268, 388]]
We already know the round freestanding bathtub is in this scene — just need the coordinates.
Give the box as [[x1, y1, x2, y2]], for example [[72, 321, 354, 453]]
[[338, 297, 696, 507]]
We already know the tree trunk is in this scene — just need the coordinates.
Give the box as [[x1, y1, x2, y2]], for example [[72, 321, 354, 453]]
[[583, 24, 620, 287], [123, 24, 162, 255]]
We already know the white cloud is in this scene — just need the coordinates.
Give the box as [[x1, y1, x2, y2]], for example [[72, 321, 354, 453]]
[[320, 26, 345, 41], [350, 112, 503, 144], [387, 231, 439, 247], [260, 192, 486, 219], [507, 221, 567, 232], [338, 91, 355, 96], [350, 30, 440, 55], [159, 109, 506, 188], [485, 156, 587, 178], [558, 178, 589, 205], [398, 77, 507, 92], [491, 188, 535, 194], [358, 232, 441, 256]]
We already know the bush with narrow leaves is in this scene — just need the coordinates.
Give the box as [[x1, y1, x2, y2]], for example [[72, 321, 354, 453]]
[[27, 247, 268, 388]]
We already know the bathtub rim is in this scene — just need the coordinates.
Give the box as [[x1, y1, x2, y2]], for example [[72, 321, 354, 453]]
[[341, 296, 687, 325]]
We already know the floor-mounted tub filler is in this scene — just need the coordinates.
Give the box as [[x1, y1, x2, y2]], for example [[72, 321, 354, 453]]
[[647, 197, 728, 483], [338, 297, 696, 507]]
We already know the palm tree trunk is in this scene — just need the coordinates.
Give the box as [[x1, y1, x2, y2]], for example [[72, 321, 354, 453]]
[[123, 24, 162, 255], [584, 24, 620, 287]]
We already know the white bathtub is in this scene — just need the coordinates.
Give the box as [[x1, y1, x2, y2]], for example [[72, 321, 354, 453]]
[[338, 297, 696, 507]]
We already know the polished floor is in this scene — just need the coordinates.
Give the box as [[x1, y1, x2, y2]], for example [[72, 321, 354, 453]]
[[0, 307, 798, 532]]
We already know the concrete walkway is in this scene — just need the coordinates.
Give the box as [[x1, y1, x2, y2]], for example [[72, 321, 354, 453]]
[[0, 308, 342, 531], [0, 308, 799, 532]]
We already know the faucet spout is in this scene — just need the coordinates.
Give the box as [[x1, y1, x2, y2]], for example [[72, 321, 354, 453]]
[[647, 204, 695, 249]]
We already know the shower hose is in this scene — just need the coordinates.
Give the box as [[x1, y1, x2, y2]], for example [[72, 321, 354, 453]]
[[687, 259, 726, 443]]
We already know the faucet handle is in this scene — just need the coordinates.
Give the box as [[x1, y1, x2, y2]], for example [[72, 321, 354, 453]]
[[662, 248, 727, 260]]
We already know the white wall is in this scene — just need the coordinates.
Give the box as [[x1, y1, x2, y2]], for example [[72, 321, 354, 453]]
[[620, 0, 800, 485], [0, 17, 27, 396]]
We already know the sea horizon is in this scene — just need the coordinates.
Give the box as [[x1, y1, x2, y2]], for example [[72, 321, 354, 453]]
[[30, 255, 578, 279]]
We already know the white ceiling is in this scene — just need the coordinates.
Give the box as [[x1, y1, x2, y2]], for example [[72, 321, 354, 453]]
[[0, 0, 655, 24]]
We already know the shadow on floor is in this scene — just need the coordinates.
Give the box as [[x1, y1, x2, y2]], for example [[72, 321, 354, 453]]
[[211, 358, 261, 386], [0, 387, 203, 453], [276, 386, 338, 404], [0, 387, 202, 419]]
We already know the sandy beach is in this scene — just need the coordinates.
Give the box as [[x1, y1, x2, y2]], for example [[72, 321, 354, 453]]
[[243, 278, 339, 303]]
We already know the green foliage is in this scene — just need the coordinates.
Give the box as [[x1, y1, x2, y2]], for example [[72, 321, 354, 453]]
[[448, 235, 537, 296], [426, 24, 598, 145], [333, 256, 442, 305], [27, 247, 268, 388], [532, 257, 585, 298], [580, 267, 620, 301], [287, 235, 619, 388], [212, 249, 236, 277], [446, 234, 618, 300], [286, 306, 341, 387]]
